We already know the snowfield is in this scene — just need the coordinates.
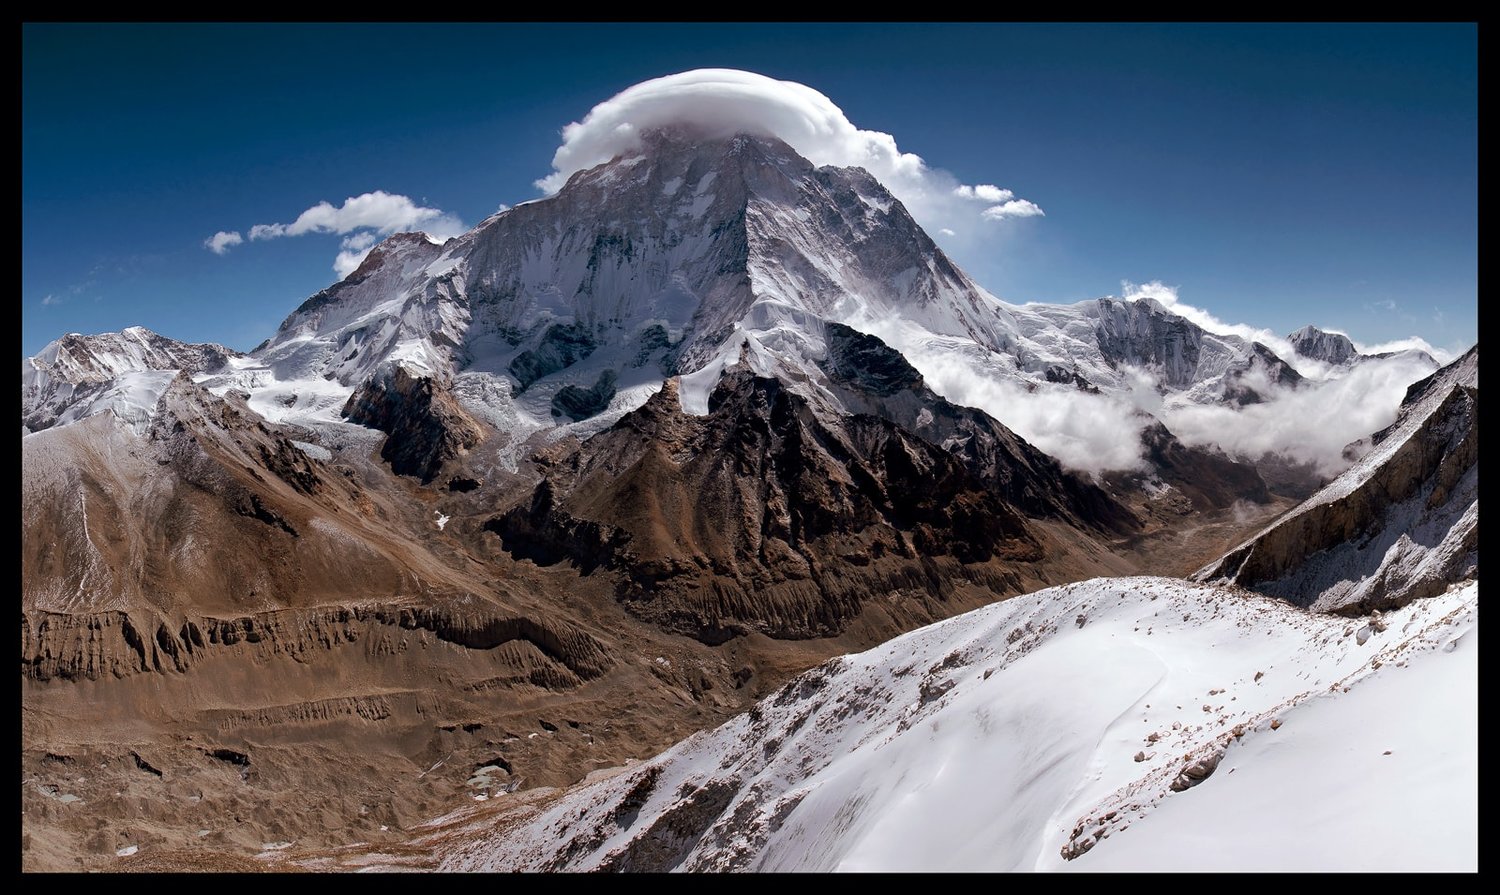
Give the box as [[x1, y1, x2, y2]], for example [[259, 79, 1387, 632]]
[[439, 576, 1477, 872]]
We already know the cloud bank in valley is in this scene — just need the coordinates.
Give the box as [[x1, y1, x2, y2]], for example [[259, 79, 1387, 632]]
[[1153, 350, 1443, 475], [207, 191, 466, 277], [537, 69, 1044, 237], [861, 285, 1447, 481], [850, 316, 1152, 477]]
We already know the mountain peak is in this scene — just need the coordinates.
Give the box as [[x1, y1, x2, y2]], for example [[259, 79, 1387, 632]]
[[1287, 324, 1357, 365], [22, 327, 239, 433]]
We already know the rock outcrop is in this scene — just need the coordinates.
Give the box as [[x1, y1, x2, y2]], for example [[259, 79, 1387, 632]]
[[343, 365, 483, 482], [22, 600, 610, 686], [488, 366, 1134, 643]]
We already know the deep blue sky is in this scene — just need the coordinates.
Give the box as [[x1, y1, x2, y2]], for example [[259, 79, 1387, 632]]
[[23, 23, 1477, 356]]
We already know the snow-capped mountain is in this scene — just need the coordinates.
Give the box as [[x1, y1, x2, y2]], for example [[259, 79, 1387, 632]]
[[253, 129, 1005, 402], [254, 129, 1315, 425], [1286, 324, 1358, 366], [24, 128, 1436, 492], [22, 326, 238, 433]]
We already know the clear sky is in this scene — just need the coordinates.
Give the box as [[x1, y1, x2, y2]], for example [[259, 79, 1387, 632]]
[[22, 22, 1477, 357]]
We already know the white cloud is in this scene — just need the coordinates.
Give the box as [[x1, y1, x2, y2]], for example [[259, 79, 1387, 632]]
[[41, 293, 60, 306], [537, 69, 1044, 236], [980, 199, 1045, 220], [1101, 280, 1448, 474], [953, 184, 1013, 203], [917, 355, 1148, 476], [939, 228, 957, 237], [203, 230, 244, 255], [248, 190, 461, 241], [341, 232, 379, 252], [1155, 351, 1442, 476], [852, 318, 1149, 478], [238, 190, 465, 278], [859, 285, 1445, 480], [1355, 336, 1451, 362]]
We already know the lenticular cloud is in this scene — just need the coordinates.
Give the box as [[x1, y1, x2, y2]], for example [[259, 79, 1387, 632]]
[[537, 69, 1042, 235]]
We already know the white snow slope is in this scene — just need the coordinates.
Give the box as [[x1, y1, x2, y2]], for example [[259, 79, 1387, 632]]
[[441, 576, 1477, 872]]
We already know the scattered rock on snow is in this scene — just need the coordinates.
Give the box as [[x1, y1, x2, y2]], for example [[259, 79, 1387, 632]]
[[1169, 751, 1223, 792]]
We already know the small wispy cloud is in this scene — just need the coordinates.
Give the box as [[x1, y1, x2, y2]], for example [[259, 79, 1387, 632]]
[[214, 191, 466, 278], [246, 191, 462, 243], [952, 184, 1014, 203], [203, 230, 244, 255], [939, 228, 957, 237], [41, 293, 61, 306], [980, 199, 1045, 220], [1363, 298, 1398, 313]]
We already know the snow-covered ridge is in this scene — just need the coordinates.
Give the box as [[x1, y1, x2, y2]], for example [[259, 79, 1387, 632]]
[[437, 575, 1477, 872], [22, 326, 239, 434], [1197, 346, 1478, 611]]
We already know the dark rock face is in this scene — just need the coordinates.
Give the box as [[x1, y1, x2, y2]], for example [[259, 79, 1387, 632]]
[[553, 370, 619, 421], [634, 324, 671, 367], [488, 371, 1053, 642], [823, 322, 924, 396], [1137, 421, 1272, 511], [342, 366, 482, 483], [447, 476, 483, 493], [1093, 299, 1205, 389], [1042, 365, 1099, 393], [1288, 325, 1358, 365], [509, 323, 598, 392], [821, 323, 1139, 536]]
